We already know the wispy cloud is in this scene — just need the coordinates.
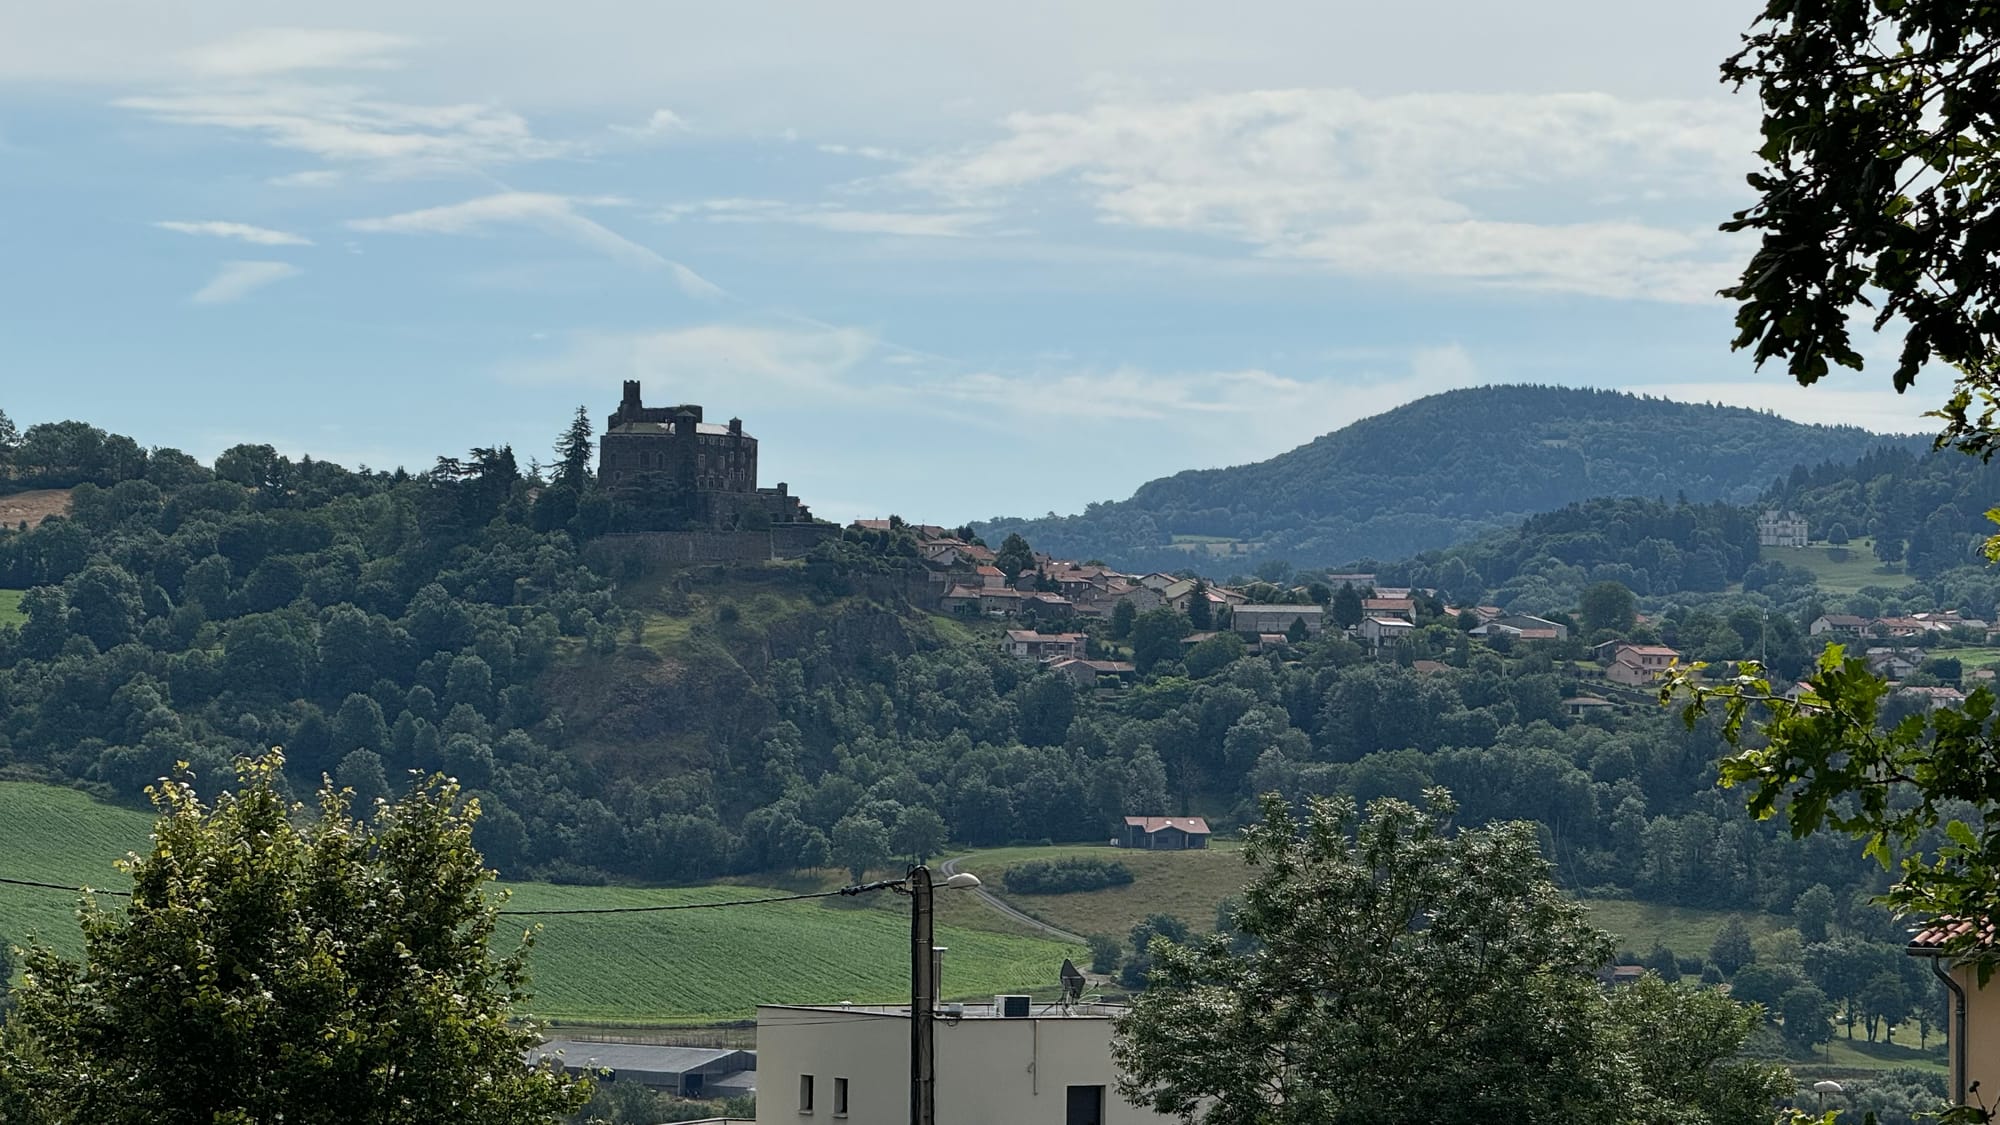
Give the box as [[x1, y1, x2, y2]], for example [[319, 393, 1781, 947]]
[[349, 191, 722, 296], [899, 88, 1755, 301], [505, 322, 875, 401], [190, 260, 302, 304], [180, 28, 412, 78], [658, 198, 990, 238], [155, 219, 313, 246], [610, 108, 689, 140]]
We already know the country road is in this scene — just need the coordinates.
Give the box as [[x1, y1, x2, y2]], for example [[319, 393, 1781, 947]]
[[938, 854, 1087, 945]]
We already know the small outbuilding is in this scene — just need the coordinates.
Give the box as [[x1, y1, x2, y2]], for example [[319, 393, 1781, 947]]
[[1122, 816, 1211, 850], [526, 1041, 755, 1098]]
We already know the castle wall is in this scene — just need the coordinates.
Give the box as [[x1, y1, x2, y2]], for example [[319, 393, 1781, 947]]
[[588, 525, 838, 567]]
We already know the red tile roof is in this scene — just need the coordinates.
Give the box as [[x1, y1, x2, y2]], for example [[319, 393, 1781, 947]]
[[1908, 918, 1991, 951]]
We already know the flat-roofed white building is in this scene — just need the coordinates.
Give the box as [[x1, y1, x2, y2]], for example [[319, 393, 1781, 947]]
[[756, 1001, 1172, 1125]]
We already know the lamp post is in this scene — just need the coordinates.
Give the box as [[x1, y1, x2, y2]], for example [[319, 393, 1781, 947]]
[[843, 864, 981, 1125]]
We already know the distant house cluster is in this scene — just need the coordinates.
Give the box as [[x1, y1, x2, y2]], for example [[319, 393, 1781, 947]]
[[1809, 611, 1990, 640], [1756, 508, 1810, 548]]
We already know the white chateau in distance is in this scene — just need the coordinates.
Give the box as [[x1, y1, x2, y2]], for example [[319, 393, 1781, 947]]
[[1756, 509, 1810, 548]]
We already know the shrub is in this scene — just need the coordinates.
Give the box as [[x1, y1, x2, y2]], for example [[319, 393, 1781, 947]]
[[1001, 857, 1136, 895]]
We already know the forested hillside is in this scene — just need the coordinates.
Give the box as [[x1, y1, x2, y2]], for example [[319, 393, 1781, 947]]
[[977, 385, 1921, 571], [0, 407, 1892, 923], [1766, 445, 2000, 578]]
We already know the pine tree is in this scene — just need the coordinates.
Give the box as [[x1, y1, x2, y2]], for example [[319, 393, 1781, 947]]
[[554, 406, 593, 489]]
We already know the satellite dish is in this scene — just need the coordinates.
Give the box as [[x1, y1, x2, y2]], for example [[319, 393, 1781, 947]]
[[1059, 958, 1087, 1007]]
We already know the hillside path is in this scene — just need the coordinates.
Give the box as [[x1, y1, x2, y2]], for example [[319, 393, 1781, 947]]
[[939, 854, 1086, 945]]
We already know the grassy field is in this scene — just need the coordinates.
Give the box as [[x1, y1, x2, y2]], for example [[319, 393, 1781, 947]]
[[1768, 541, 1911, 594], [948, 842, 1253, 939], [0, 781, 1079, 1025], [1581, 897, 1787, 958], [0, 588, 24, 629]]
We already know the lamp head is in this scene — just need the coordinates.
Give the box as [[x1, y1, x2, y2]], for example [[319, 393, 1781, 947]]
[[942, 872, 982, 889]]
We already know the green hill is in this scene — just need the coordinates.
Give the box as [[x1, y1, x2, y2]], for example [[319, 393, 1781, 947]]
[[976, 384, 1922, 571], [0, 781, 1078, 1025]]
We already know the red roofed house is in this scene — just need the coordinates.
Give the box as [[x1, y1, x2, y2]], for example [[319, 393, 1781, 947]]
[[975, 564, 1006, 589], [1605, 644, 1681, 687], [1122, 816, 1211, 850], [1909, 919, 2000, 1109]]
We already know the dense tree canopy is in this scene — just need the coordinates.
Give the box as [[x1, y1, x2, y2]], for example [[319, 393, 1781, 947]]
[[1113, 791, 1790, 1125], [1721, 0, 2000, 457], [0, 754, 586, 1124]]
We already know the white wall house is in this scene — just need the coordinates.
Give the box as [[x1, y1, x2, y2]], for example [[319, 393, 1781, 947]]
[[756, 1002, 1175, 1125]]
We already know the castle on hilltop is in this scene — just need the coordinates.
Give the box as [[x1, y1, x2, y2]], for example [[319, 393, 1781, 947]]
[[598, 381, 812, 529]]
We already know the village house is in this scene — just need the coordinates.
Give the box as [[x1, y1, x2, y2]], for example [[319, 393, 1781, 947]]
[[1359, 616, 1416, 652], [1048, 658, 1136, 689], [1231, 604, 1324, 637], [1756, 509, 1810, 548], [1605, 644, 1682, 686], [1003, 630, 1087, 662], [1564, 695, 1617, 718], [1360, 596, 1416, 621], [757, 1001, 1174, 1125], [1471, 614, 1569, 642], [974, 565, 1007, 590], [1865, 647, 1927, 680], [1897, 685, 1967, 711], [1907, 922, 1998, 1113], [1809, 614, 1871, 637], [1121, 816, 1211, 850]]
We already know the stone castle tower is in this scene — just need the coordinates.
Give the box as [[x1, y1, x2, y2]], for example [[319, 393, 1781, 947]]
[[597, 381, 809, 527]]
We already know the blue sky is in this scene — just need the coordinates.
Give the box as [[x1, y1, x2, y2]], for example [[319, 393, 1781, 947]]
[[0, 3, 1951, 525]]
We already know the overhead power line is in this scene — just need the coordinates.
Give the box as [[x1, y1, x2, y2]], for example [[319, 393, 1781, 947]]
[[0, 875, 898, 917]]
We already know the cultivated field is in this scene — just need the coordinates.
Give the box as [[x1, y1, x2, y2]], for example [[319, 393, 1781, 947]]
[[947, 842, 1253, 940], [0, 782, 1079, 1024], [0, 589, 24, 629]]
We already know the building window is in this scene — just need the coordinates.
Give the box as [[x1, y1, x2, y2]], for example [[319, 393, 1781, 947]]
[[800, 1075, 814, 1114], [833, 1077, 848, 1118], [1066, 1085, 1104, 1125]]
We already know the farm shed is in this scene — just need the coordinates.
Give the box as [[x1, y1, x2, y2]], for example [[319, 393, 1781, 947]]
[[527, 1041, 755, 1097]]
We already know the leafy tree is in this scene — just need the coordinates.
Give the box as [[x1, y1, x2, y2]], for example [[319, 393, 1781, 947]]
[[0, 407, 18, 471], [1187, 580, 1213, 631], [1689, 654, 2000, 979], [1087, 933, 1121, 975], [0, 754, 587, 1124], [1183, 632, 1245, 679], [831, 814, 890, 882], [1793, 883, 1836, 945], [1859, 969, 1910, 1044], [1778, 985, 1834, 1052], [1118, 913, 1191, 991], [1114, 791, 1788, 1125], [1579, 580, 1637, 636], [335, 748, 392, 811], [890, 806, 947, 864], [1641, 944, 1681, 983], [1827, 522, 1849, 546], [1719, 0, 2000, 456], [1331, 583, 1363, 630], [1110, 598, 1137, 641], [994, 533, 1035, 584], [1711, 916, 1755, 976], [1729, 963, 1805, 1013], [1130, 608, 1191, 674]]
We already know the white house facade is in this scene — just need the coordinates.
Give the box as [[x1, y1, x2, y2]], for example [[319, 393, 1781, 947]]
[[756, 1001, 1174, 1125]]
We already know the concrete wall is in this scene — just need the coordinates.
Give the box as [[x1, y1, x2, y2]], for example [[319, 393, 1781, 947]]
[[755, 1006, 1174, 1125], [1948, 962, 2000, 1106]]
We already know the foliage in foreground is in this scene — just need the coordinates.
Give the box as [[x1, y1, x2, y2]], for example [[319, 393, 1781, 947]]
[[0, 754, 587, 1125], [1112, 790, 1791, 1125]]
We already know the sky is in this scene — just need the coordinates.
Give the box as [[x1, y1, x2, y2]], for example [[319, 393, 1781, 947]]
[[0, 3, 1957, 525]]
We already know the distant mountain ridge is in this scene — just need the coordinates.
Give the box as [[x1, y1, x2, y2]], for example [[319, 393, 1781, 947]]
[[976, 384, 1926, 571]]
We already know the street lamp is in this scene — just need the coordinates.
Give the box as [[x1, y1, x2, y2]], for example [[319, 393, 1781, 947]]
[[839, 864, 982, 1125]]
